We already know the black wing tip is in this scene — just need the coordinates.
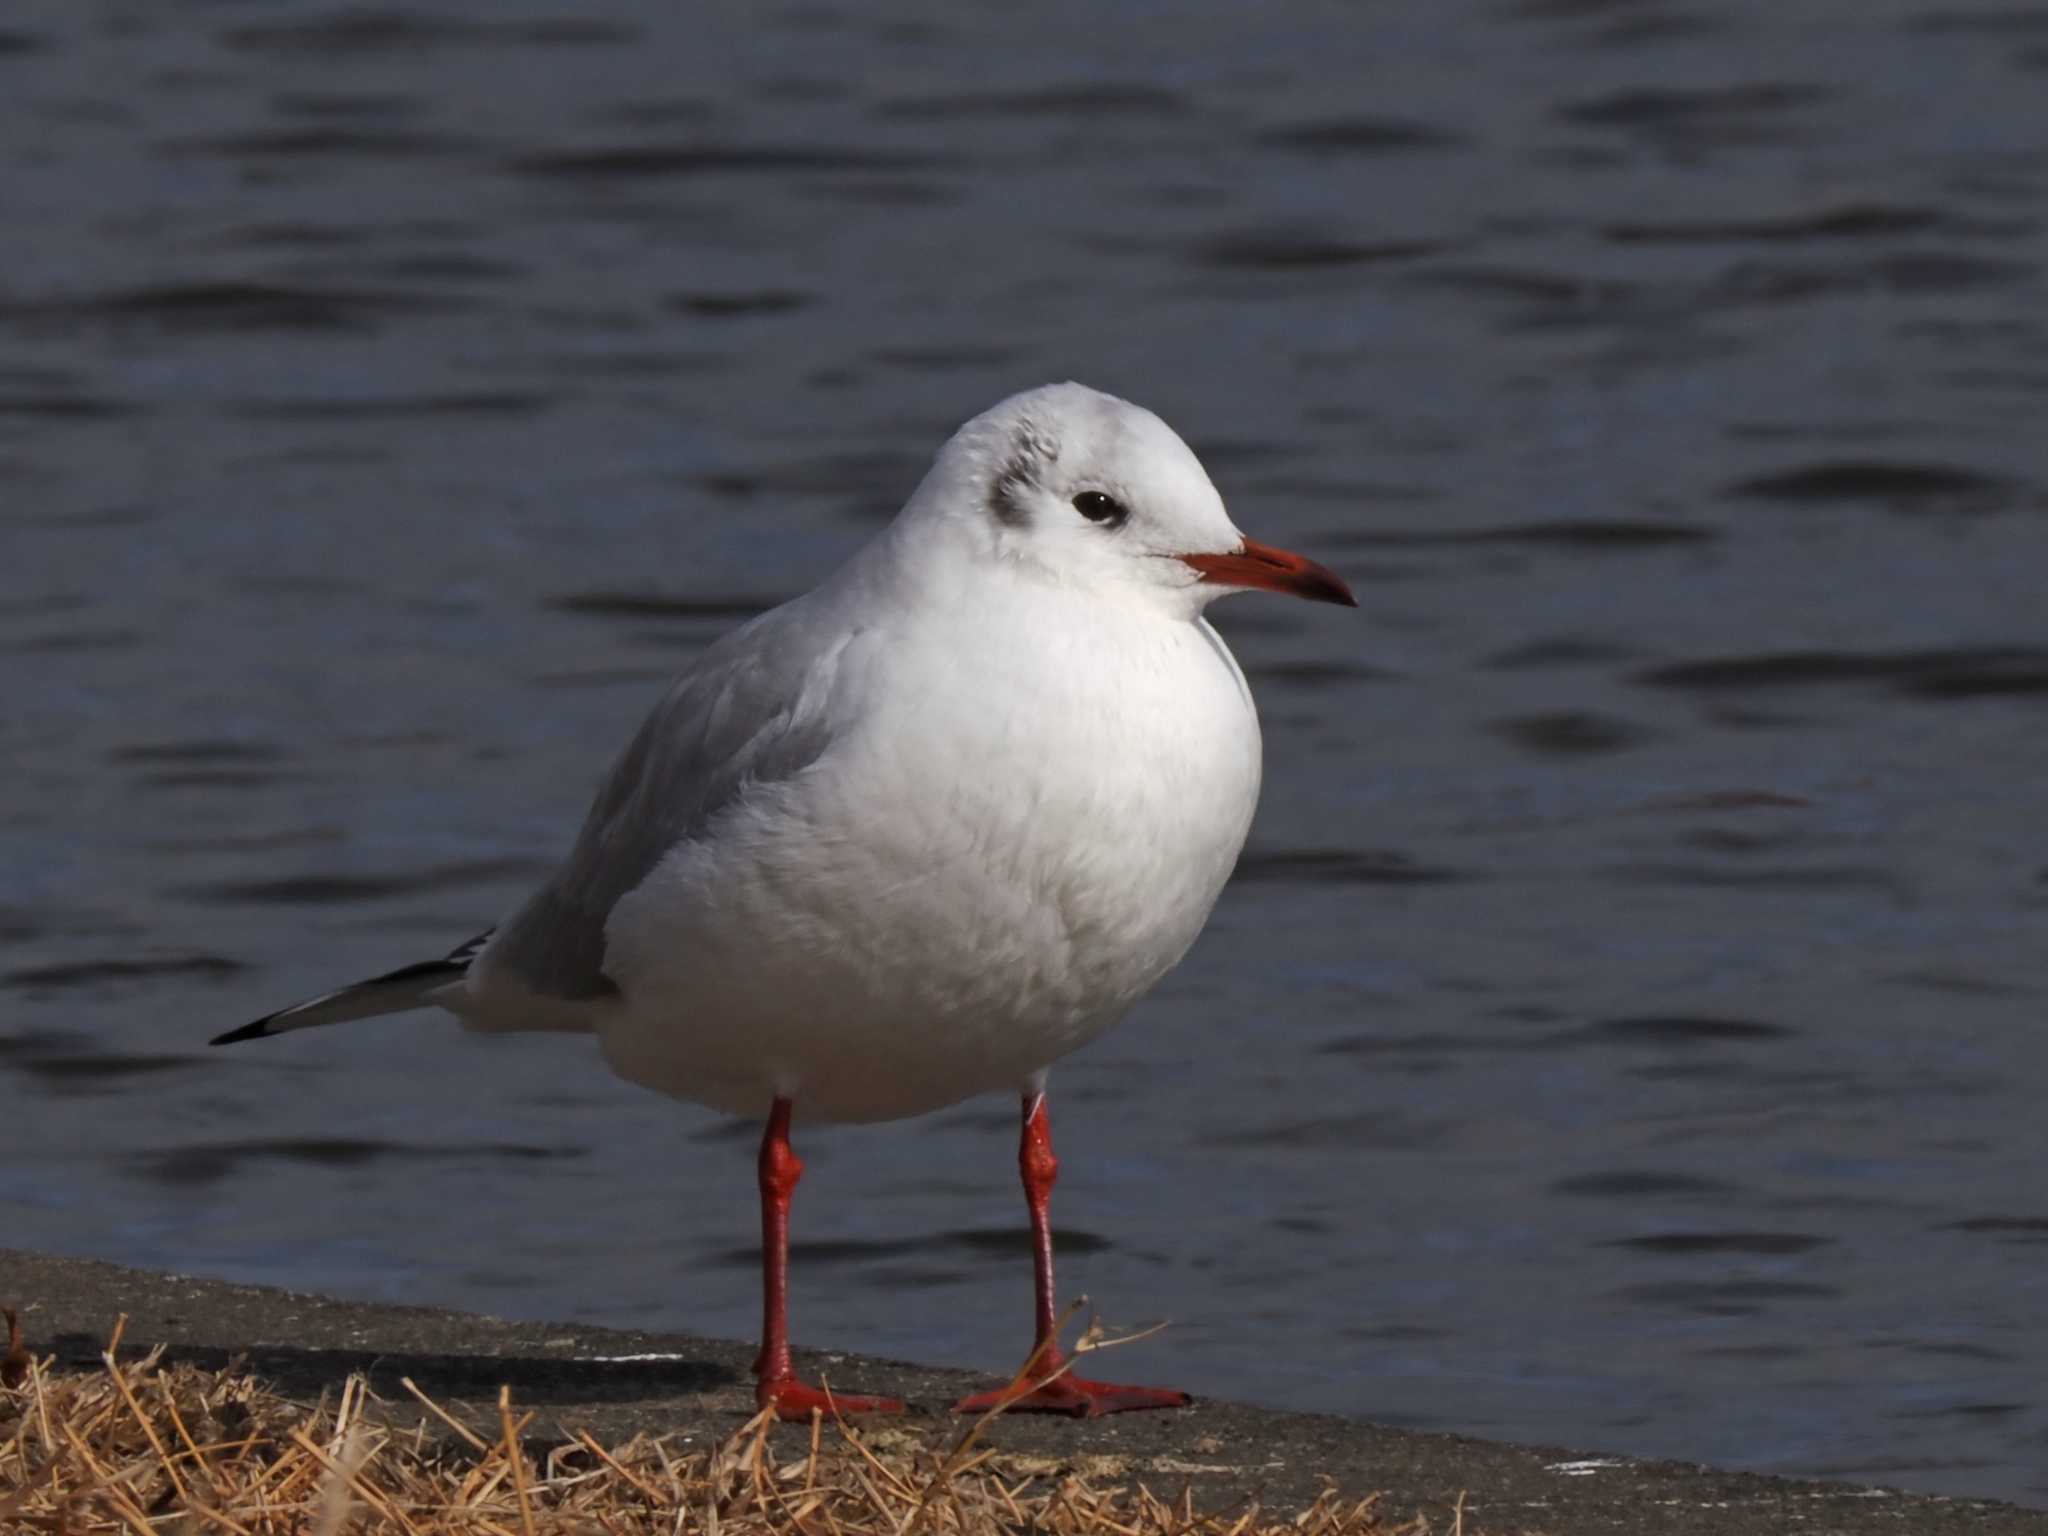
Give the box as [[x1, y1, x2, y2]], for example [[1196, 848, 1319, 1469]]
[[209, 929, 489, 1048]]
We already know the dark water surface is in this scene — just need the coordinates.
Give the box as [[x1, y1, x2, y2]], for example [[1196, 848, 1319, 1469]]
[[5, 0, 2047, 1507]]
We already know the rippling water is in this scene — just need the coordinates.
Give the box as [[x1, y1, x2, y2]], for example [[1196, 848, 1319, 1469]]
[[5, 0, 2047, 1508]]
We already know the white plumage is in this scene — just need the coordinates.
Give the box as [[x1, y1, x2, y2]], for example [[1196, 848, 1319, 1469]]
[[217, 381, 1353, 1417]]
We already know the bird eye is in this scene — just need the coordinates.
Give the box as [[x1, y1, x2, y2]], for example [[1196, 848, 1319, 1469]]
[[1071, 491, 1128, 527]]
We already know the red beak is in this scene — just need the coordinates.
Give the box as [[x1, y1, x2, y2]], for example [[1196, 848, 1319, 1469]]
[[1181, 538, 1357, 607]]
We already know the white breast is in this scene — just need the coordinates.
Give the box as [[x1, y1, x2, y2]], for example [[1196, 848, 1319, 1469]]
[[596, 590, 1261, 1123]]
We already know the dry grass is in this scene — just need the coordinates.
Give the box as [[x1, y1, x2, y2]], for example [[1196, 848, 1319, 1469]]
[[0, 1317, 1420, 1536]]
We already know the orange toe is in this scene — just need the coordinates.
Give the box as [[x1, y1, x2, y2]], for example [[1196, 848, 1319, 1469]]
[[759, 1377, 907, 1420], [953, 1373, 1189, 1418]]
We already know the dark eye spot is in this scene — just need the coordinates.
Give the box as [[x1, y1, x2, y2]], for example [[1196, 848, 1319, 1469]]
[[1071, 491, 1129, 527], [989, 459, 1033, 527]]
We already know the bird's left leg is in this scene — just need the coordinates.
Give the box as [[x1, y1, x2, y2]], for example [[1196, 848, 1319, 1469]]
[[952, 1091, 1190, 1416]]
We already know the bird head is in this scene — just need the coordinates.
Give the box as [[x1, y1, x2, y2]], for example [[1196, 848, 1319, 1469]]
[[904, 383, 1355, 618]]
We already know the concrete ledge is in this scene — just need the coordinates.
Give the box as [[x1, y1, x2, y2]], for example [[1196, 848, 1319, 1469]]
[[3, 1249, 2040, 1534]]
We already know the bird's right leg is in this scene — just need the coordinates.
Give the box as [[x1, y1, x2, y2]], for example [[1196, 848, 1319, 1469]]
[[752, 1096, 906, 1420], [952, 1092, 1190, 1416]]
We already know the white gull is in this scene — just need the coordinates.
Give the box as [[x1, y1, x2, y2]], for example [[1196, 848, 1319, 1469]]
[[214, 382, 1355, 1417]]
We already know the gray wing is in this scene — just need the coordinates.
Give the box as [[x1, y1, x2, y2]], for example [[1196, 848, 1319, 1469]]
[[486, 604, 851, 1000]]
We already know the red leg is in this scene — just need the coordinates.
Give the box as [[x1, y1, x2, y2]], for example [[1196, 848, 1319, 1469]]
[[752, 1097, 904, 1420], [953, 1093, 1190, 1417]]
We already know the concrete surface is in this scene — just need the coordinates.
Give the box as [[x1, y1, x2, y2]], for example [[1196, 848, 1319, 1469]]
[[3, 1249, 2041, 1534]]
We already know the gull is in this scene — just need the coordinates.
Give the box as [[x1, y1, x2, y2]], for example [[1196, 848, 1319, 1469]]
[[213, 382, 1355, 1418]]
